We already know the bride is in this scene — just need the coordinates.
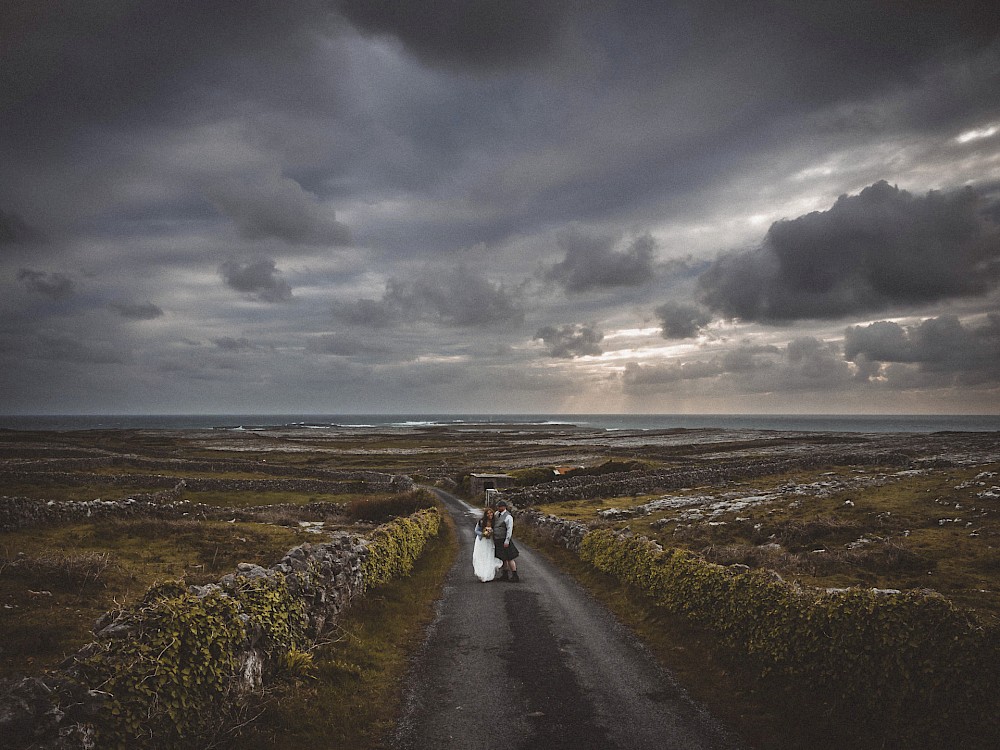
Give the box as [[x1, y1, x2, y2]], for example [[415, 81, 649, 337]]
[[473, 507, 504, 582]]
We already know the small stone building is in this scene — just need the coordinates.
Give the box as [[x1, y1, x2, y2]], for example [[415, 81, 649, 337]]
[[469, 473, 514, 497]]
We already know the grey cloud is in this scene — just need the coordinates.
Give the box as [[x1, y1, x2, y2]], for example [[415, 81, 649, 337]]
[[333, 266, 523, 328], [655, 302, 711, 339], [785, 337, 850, 383], [623, 343, 778, 386], [220, 258, 293, 303], [844, 321, 912, 362], [720, 345, 780, 375], [112, 302, 164, 320], [335, 0, 571, 71], [845, 314, 1000, 380], [213, 337, 259, 352], [622, 338, 848, 394], [17, 269, 75, 299], [1, 209, 44, 244], [206, 174, 351, 246], [35, 334, 123, 365], [699, 182, 1000, 323], [622, 360, 722, 387], [547, 231, 657, 293], [307, 333, 391, 357], [535, 324, 604, 359], [333, 297, 400, 329], [0, 1, 337, 147]]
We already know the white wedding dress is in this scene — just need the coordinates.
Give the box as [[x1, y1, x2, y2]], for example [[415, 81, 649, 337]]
[[473, 530, 503, 582]]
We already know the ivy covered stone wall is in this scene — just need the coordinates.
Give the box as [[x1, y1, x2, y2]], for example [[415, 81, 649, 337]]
[[519, 509, 1000, 747], [0, 507, 441, 749]]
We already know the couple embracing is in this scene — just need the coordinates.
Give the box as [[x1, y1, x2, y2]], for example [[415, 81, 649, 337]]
[[473, 500, 519, 582]]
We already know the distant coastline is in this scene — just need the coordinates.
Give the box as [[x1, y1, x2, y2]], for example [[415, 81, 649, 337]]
[[1, 413, 998, 434]]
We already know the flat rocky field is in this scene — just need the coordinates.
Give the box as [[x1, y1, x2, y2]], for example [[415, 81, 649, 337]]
[[2, 423, 999, 678]]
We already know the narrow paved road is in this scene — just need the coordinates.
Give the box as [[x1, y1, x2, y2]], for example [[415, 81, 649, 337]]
[[387, 488, 745, 750]]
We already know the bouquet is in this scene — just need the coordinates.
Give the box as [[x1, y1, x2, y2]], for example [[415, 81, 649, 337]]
[[482, 527, 493, 539]]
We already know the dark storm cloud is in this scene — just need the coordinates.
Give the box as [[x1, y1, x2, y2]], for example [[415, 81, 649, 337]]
[[655, 302, 712, 339], [699, 182, 1000, 323], [220, 258, 293, 303], [448, 2, 1000, 233], [17, 269, 75, 300], [547, 232, 657, 293], [334, 0, 570, 71], [333, 266, 523, 328], [0, 0, 336, 146], [2, 1, 999, 415], [206, 174, 351, 246], [111, 302, 164, 321], [535, 324, 604, 359], [0, 209, 44, 244], [845, 315, 1000, 380], [334, 1, 998, 101]]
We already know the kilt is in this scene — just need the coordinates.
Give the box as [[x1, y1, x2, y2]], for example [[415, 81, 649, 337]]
[[494, 538, 519, 560]]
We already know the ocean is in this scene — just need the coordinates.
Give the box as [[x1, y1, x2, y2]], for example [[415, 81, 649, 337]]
[[0, 413, 998, 434]]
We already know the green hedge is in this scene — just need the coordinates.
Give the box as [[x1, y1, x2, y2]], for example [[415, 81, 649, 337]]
[[362, 507, 442, 588], [580, 529, 1000, 747]]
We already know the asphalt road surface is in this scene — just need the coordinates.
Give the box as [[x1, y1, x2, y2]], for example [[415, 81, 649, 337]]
[[387, 488, 746, 750]]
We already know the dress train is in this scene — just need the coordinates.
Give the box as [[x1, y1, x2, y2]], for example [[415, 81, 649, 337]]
[[473, 535, 503, 582]]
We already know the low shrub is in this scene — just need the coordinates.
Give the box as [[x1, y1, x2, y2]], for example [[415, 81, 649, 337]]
[[344, 489, 436, 524], [0, 551, 116, 589]]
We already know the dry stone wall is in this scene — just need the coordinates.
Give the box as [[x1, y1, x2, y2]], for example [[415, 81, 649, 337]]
[[504, 451, 916, 506], [0, 470, 412, 495], [2, 456, 405, 484], [0, 468, 415, 532], [0, 494, 347, 533], [0, 532, 366, 748], [517, 509, 589, 553]]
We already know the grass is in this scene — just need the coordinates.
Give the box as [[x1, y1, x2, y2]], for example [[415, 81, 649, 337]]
[[536, 462, 1000, 622], [181, 489, 348, 508], [0, 481, 175, 502], [0, 518, 311, 679], [231, 506, 457, 749]]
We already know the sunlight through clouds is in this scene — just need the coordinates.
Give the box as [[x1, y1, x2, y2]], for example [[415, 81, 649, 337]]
[[1, 2, 998, 414]]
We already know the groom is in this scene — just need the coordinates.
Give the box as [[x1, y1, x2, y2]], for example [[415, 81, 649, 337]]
[[493, 499, 519, 582]]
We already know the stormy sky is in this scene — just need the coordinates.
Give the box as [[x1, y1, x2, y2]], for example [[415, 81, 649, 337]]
[[2, 1, 1000, 415]]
